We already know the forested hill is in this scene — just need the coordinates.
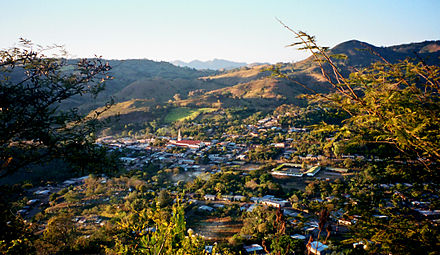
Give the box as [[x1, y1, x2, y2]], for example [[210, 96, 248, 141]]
[[62, 59, 220, 112]]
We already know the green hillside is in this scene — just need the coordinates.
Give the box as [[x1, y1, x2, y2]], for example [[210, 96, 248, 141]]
[[164, 107, 216, 123]]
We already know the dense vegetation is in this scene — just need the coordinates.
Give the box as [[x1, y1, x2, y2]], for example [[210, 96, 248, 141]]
[[0, 39, 118, 177]]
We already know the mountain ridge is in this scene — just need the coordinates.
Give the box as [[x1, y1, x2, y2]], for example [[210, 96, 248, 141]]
[[43, 39, 440, 122], [172, 58, 249, 70], [66, 38, 440, 134], [174, 39, 440, 108]]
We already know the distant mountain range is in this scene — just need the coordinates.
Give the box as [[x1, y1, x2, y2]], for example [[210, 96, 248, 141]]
[[171, 59, 249, 70]]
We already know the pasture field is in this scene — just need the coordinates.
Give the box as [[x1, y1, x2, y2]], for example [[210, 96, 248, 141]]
[[164, 107, 216, 123]]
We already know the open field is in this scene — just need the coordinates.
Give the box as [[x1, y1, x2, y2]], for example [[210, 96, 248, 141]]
[[273, 170, 345, 191], [164, 107, 216, 123], [190, 216, 242, 242]]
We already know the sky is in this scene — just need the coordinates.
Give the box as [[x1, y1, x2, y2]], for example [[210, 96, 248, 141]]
[[1, 0, 439, 63]]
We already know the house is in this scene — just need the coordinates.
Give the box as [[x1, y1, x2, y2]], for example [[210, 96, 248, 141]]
[[198, 205, 214, 212], [353, 240, 372, 250], [120, 157, 137, 162], [237, 154, 247, 160], [27, 199, 39, 205], [306, 166, 322, 177], [63, 180, 76, 185], [283, 209, 299, 217], [289, 127, 307, 132], [271, 143, 285, 148], [271, 168, 303, 177], [291, 234, 306, 240], [250, 132, 259, 137], [205, 245, 213, 254], [338, 219, 353, 225], [221, 195, 234, 201], [325, 167, 349, 173], [250, 197, 261, 203], [17, 209, 28, 215], [204, 194, 216, 201], [258, 117, 272, 124], [261, 198, 289, 208], [243, 244, 265, 254], [415, 209, 440, 218], [308, 241, 329, 255], [247, 204, 258, 212], [34, 189, 51, 195], [233, 195, 246, 201]]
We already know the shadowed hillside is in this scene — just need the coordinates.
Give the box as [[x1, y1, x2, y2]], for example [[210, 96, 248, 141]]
[[114, 77, 228, 103], [62, 59, 219, 113]]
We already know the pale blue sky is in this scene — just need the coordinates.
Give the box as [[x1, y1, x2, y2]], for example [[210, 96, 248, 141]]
[[1, 0, 439, 63]]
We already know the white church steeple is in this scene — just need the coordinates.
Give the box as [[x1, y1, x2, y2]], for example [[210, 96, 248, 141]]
[[177, 129, 182, 141]]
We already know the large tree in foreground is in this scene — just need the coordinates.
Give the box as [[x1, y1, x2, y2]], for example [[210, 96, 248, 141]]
[[0, 39, 115, 177], [274, 21, 440, 177], [274, 22, 440, 254]]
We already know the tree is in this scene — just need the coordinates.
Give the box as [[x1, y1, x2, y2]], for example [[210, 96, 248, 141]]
[[241, 206, 277, 239], [0, 193, 35, 255], [157, 190, 172, 208], [275, 23, 440, 254], [270, 235, 305, 255], [274, 22, 440, 176], [0, 39, 114, 176], [34, 213, 77, 254], [110, 200, 206, 254]]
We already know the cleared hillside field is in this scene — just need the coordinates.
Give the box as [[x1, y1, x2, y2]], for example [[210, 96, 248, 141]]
[[164, 107, 216, 123]]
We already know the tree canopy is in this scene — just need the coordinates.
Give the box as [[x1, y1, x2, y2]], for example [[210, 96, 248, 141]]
[[0, 39, 115, 176], [274, 22, 440, 179], [273, 23, 440, 254]]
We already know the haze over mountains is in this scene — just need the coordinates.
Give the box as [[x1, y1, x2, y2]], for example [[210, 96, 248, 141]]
[[171, 58, 249, 70]]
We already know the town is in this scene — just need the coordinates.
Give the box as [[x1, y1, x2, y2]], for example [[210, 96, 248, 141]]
[[15, 108, 440, 254]]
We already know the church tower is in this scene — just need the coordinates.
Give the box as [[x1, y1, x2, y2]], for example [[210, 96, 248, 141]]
[[177, 129, 182, 141]]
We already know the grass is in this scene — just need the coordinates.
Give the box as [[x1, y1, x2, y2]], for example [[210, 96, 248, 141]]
[[201, 64, 267, 79], [90, 99, 155, 119], [164, 107, 216, 123]]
